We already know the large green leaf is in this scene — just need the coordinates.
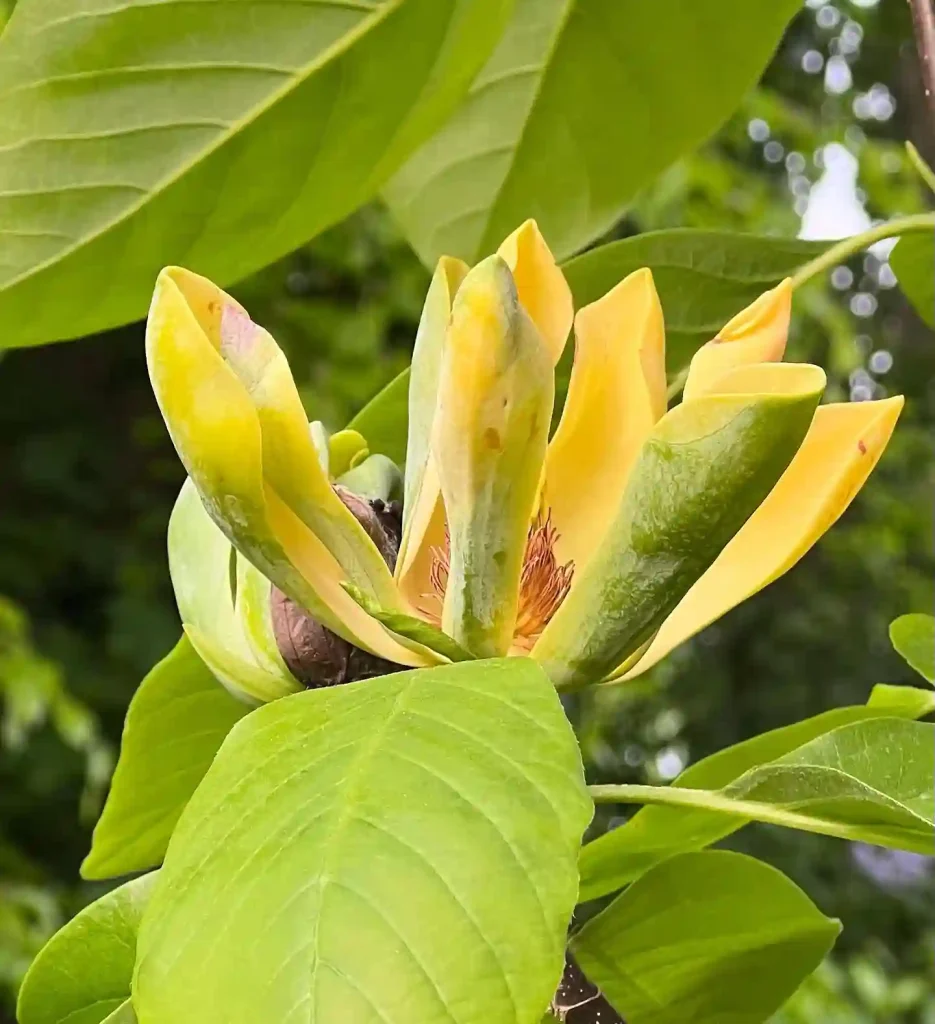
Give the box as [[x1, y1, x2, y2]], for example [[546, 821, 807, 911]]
[[572, 851, 839, 1024], [890, 233, 934, 327], [563, 230, 825, 369], [579, 688, 934, 901], [589, 719, 935, 884], [17, 873, 156, 1024], [385, 0, 803, 266], [889, 613, 935, 684], [134, 659, 592, 1024], [82, 636, 249, 881], [0, 0, 513, 349]]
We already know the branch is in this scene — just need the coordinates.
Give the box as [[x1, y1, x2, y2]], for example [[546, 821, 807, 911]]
[[908, 0, 935, 126]]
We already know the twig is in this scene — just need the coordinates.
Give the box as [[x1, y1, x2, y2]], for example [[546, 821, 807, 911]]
[[908, 0, 935, 126]]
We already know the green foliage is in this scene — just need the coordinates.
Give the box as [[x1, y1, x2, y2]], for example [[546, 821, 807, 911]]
[[17, 873, 154, 1024], [134, 659, 591, 1024], [81, 637, 248, 881], [890, 613, 935, 684], [564, 231, 824, 369], [2, 0, 934, 1018], [580, 689, 934, 900], [573, 851, 840, 1024], [386, 0, 803, 265], [0, 0, 511, 349], [890, 234, 934, 328]]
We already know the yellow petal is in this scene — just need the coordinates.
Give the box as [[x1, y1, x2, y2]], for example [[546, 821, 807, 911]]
[[158, 267, 399, 609], [498, 219, 573, 364], [533, 360, 826, 690], [328, 429, 368, 478], [682, 279, 792, 401], [148, 270, 422, 665], [542, 268, 666, 572], [622, 395, 903, 680], [396, 256, 468, 597], [434, 255, 554, 656]]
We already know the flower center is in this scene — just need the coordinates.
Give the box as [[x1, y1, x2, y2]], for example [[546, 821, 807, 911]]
[[423, 511, 575, 650]]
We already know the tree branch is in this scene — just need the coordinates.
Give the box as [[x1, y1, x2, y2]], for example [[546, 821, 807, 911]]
[[908, 0, 935, 126]]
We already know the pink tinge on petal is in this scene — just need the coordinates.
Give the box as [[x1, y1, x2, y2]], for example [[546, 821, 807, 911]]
[[220, 302, 259, 357]]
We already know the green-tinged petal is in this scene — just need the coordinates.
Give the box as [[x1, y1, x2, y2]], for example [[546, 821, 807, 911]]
[[543, 268, 666, 573], [168, 478, 299, 703], [434, 256, 555, 657], [149, 270, 424, 666], [150, 267, 399, 608], [497, 219, 573, 363], [397, 256, 468, 603], [533, 362, 826, 689], [622, 395, 904, 679], [343, 583, 473, 664], [335, 453, 403, 503], [682, 279, 791, 401]]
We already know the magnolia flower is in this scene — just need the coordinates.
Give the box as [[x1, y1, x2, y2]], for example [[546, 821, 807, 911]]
[[147, 221, 902, 700]]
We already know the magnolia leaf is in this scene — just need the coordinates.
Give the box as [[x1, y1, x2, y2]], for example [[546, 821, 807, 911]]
[[889, 613, 935, 683], [572, 851, 840, 1024], [0, 0, 513, 349], [563, 230, 825, 369], [385, 0, 803, 266], [346, 368, 410, 465], [17, 873, 156, 1024], [579, 691, 933, 901], [82, 636, 249, 881], [134, 659, 592, 1024], [99, 1005, 136, 1024], [890, 234, 934, 327]]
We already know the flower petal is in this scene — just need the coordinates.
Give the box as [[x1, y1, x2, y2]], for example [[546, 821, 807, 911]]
[[497, 219, 573, 363], [543, 268, 666, 572], [532, 362, 826, 689], [682, 279, 792, 401], [434, 255, 554, 657], [396, 256, 467, 596], [621, 395, 904, 679], [148, 270, 425, 667]]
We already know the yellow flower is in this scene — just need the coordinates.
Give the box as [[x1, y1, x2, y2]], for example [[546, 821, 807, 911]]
[[147, 221, 902, 697]]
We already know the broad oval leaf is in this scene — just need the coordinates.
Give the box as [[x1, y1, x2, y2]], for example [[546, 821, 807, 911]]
[[563, 230, 825, 370], [889, 613, 935, 684], [571, 851, 840, 1024], [890, 233, 934, 327], [385, 0, 804, 266], [17, 873, 156, 1024], [0, 0, 512, 348], [82, 636, 250, 881], [579, 690, 934, 901], [134, 659, 592, 1024]]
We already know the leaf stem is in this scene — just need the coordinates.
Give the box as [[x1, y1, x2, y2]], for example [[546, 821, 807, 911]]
[[786, 212, 933, 290], [790, 213, 935, 290], [906, 141, 935, 194]]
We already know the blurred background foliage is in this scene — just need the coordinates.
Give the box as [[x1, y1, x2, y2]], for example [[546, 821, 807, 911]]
[[0, 0, 933, 1019]]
